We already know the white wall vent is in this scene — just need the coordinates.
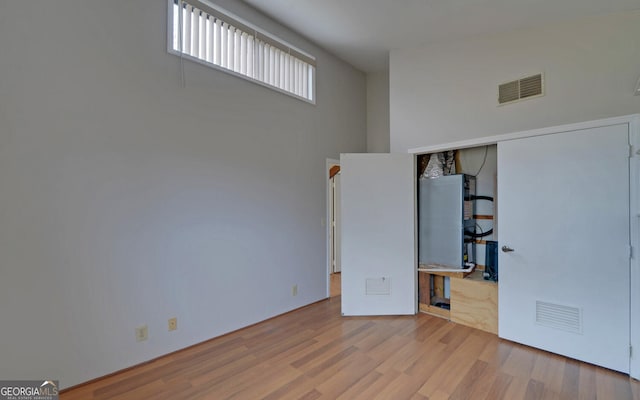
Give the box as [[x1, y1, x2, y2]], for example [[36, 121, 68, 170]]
[[365, 277, 391, 295], [535, 300, 582, 334], [498, 73, 544, 105]]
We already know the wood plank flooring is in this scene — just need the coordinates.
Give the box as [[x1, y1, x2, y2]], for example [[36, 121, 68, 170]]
[[62, 295, 639, 399], [330, 272, 341, 298]]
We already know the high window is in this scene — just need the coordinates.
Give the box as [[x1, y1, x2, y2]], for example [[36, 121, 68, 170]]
[[168, 0, 316, 103]]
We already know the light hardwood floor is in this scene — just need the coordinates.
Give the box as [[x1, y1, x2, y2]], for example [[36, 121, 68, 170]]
[[62, 295, 639, 399], [330, 272, 341, 298]]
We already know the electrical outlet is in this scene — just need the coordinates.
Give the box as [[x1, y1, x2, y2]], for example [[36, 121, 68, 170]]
[[168, 317, 177, 331], [292, 284, 298, 296], [135, 325, 148, 342]]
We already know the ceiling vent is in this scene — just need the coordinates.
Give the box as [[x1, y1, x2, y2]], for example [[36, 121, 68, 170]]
[[498, 73, 544, 105]]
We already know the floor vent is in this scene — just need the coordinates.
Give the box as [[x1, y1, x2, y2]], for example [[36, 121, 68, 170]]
[[498, 73, 543, 105], [535, 301, 582, 334]]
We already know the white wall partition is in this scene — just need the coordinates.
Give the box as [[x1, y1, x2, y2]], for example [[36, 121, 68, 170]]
[[366, 70, 390, 153]]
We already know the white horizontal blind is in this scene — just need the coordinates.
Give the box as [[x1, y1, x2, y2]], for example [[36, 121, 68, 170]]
[[171, 0, 315, 102]]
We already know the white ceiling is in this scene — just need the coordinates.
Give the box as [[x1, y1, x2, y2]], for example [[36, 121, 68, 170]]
[[241, 0, 640, 72]]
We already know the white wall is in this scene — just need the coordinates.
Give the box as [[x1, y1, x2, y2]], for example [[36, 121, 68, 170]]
[[390, 11, 640, 152], [366, 70, 390, 152], [0, 0, 366, 388]]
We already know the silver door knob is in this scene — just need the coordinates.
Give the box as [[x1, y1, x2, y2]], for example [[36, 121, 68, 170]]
[[501, 245, 514, 253]]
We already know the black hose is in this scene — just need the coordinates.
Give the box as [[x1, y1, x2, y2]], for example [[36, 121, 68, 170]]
[[464, 229, 494, 238], [464, 196, 494, 238], [464, 195, 494, 202]]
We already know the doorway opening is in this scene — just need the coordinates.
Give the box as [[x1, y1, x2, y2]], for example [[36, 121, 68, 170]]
[[327, 160, 341, 298], [416, 146, 498, 333]]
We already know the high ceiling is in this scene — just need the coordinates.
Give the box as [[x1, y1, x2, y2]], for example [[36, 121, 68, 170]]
[[242, 0, 640, 72]]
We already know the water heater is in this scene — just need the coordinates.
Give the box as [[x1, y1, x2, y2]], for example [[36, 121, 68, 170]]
[[418, 174, 476, 268]]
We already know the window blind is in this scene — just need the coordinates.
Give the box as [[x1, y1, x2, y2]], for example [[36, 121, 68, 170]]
[[171, 0, 315, 102]]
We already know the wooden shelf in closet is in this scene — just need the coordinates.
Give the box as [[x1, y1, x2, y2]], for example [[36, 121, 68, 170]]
[[418, 269, 498, 335]]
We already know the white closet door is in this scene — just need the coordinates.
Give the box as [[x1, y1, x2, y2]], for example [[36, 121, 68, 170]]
[[340, 153, 416, 315], [498, 123, 630, 373]]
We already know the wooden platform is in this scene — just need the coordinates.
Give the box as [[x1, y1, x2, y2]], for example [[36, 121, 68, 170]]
[[451, 271, 498, 334], [419, 269, 498, 334], [418, 263, 475, 278]]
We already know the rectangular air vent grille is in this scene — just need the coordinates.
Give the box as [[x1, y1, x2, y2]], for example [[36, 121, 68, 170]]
[[535, 301, 582, 334], [365, 277, 391, 295], [498, 73, 543, 105]]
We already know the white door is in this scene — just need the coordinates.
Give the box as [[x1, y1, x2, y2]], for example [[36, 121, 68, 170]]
[[340, 153, 416, 316], [498, 124, 630, 373], [333, 173, 342, 273]]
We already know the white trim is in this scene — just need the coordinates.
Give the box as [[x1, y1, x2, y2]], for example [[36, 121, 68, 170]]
[[326, 158, 340, 299], [166, 0, 174, 57], [167, 48, 316, 104], [408, 114, 640, 154], [630, 114, 640, 379]]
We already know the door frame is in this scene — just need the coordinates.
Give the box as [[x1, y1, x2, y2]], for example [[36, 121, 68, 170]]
[[630, 116, 640, 379], [326, 158, 340, 299], [407, 113, 640, 379]]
